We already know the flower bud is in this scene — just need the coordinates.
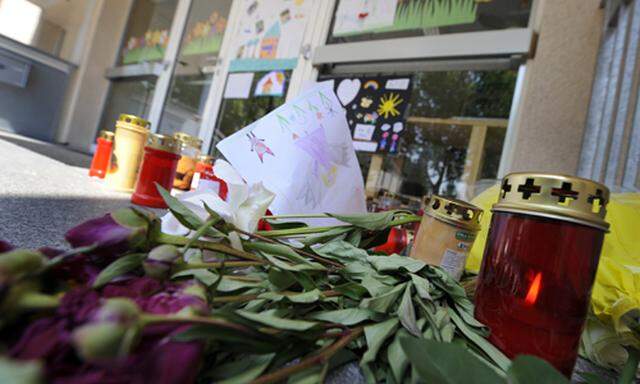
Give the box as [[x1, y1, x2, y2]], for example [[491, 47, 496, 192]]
[[143, 245, 180, 279], [72, 298, 141, 361], [0, 250, 47, 284]]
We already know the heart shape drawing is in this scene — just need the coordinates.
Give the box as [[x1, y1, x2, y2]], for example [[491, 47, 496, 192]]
[[336, 79, 361, 106]]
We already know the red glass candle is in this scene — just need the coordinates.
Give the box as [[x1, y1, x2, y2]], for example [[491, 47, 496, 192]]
[[131, 134, 181, 208], [191, 155, 228, 200], [88, 131, 114, 178], [474, 173, 609, 377]]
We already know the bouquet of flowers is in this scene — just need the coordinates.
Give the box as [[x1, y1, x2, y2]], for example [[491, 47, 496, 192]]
[[0, 178, 600, 383]]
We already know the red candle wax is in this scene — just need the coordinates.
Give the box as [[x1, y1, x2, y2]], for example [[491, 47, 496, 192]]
[[89, 132, 114, 178], [132, 141, 180, 208], [475, 212, 604, 375]]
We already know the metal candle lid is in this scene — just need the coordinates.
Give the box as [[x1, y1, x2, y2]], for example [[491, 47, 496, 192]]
[[118, 114, 150, 130], [424, 195, 483, 231], [197, 154, 214, 165], [174, 132, 203, 150], [147, 133, 179, 154], [99, 130, 115, 141], [493, 172, 610, 231]]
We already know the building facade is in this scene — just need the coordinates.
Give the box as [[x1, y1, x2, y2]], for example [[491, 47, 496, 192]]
[[0, 0, 637, 207]]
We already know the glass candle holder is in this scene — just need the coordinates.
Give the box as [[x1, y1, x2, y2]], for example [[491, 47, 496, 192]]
[[173, 132, 202, 190], [131, 134, 181, 208], [474, 173, 609, 377], [410, 195, 483, 280], [89, 130, 114, 178], [104, 114, 150, 191]]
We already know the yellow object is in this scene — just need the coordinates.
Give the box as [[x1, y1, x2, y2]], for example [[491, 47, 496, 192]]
[[104, 115, 150, 191], [466, 184, 640, 335]]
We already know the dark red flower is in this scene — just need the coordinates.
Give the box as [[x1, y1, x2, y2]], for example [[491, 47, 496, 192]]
[[0, 240, 14, 253], [64, 209, 148, 257]]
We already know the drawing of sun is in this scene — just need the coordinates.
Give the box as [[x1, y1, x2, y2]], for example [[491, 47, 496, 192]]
[[377, 93, 403, 119]]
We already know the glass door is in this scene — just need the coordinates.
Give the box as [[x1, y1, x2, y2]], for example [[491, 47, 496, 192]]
[[98, 0, 233, 137], [99, 0, 180, 133]]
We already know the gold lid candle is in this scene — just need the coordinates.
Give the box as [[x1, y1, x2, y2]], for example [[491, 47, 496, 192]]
[[409, 195, 483, 280], [173, 132, 202, 190], [104, 114, 150, 191]]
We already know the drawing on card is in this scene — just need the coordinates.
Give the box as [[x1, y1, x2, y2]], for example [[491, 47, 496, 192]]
[[247, 131, 275, 163]]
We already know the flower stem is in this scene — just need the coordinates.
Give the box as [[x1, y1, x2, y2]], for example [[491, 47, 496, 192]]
[[235, 227, 343, 269], [173, 260, 265, 272], [141, 313, 256, 335], [250, 327, 364, 384], [255, 225, 339, 238], [16, 292, 61, 311], [262, 214, 329, 220], [156, 233, 262, 262]]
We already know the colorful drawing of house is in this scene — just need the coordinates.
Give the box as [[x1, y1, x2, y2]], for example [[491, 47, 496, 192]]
[[260, 22, 280, 59]]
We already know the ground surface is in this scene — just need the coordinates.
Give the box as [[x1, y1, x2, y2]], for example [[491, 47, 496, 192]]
[[0, 131, 131, 249], [0, 131, 622, 383]]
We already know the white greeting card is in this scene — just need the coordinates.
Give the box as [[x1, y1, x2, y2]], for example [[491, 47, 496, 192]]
[[217, 82, 366, 221]]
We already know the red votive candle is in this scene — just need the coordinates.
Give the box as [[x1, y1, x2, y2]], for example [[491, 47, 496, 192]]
[[88, 130, 114, 178], [132, 133, 181, 208], [474, 173, 609, 377]]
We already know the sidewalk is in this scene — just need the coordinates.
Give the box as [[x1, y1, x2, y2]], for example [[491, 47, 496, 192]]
[[0, 131, 131, 249]]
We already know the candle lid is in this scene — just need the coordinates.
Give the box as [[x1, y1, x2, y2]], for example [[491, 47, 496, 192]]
[[118, 114, 150, 130], [174, 132, 203, 150], [424, 195, 483, 231], [99, 130, 115, 141], [147, 133, 179, 153], [492, 172, 610, 231], [197, 154, 214, 165]]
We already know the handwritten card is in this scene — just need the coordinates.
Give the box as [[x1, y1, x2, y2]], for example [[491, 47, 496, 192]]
[[217, 82, 366, 220]]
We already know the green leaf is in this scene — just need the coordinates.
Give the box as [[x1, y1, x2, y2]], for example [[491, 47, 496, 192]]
[[401, 337, 505, 383], [0, 357, 42, 384], [388, 330, 410, 383], [265, 220, 308, 230], [410, 273, 432, 300], [310, 308, 377, 325], [287, 364, 328, 384], [360, 283, 405, 313], [312, 240, 369, 261], [506, 355, 568, 384], [111, 207, 149, 229], [368, 255, 426, 273], [217, 276, 265, 292], [173, 325, 276, 352], [347, 229, 362, 247], [361, 318, 399, 364], [236, 310, 318, 331], [360, 275, 391, 297], [214, 354, 275, 384], [268, 268, 297, 290], [328, 210, 412, 231], [333, 282, 368, 300], [245, 242, 313, 265], [171, 268, 219, 286], [261, 253, 326, 272], [259, 289, 322, 303], [300, 227, 352, 245], [92, 253, 145, 288], [447, 306, 511, 371], [397, 285, 421, 336]]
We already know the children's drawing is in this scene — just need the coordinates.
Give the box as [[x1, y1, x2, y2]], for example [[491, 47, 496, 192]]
[[336, 79, 361, 106], [247, 131, 275, 163], [377, 93, 403, 119], [390, 133, 400, 153], [255, 70, 286, 96], [393, 122, 404, 133], [379, 131, 390, 151], [363, 112, 378, 124], [280, 9, 291, 23], [360, 97, 373, 108], [363, 80, 380, 90], [260, 22, 280, 58], [217, 82, 366, 220]]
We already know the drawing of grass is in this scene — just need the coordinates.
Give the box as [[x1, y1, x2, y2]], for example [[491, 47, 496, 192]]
[[333, 0, 477, 37], [393, 0, 477, 30]]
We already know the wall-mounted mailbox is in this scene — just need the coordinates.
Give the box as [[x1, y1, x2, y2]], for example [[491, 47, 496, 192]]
[[0, 52, 31, 88]]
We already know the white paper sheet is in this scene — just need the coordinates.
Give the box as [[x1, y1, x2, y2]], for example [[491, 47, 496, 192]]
[[353, 123, 376, 141], [224, 72, 254, 99], [217, 82, 366, 221]]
